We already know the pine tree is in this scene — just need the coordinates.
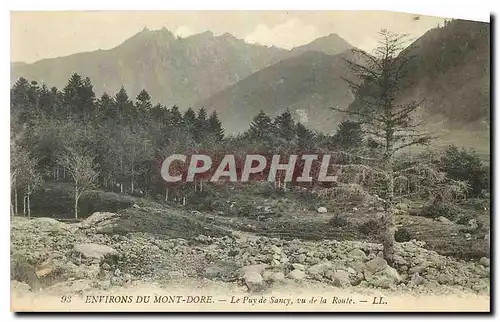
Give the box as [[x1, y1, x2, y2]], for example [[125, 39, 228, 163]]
[[183, 108, 197, 129], [170, 105, 183, 125], [115, 86, 134, 123], [136, 89, 152, 123], [208, 111, 225, 141], [296, 122, 315, 150], [249, 110, 274, 140], [274, 110, 296, 141], [194, 107, 209, 142], [333, 120, 364, 150]]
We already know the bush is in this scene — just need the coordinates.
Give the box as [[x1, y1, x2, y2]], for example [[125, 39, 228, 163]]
[[456, 213, 475, 225], [439, 145, 489, 197], [395, 227, 412, 242], [328, 214, 349, 227], [358, 218, 382, 236], [419, 200, 462, 221]]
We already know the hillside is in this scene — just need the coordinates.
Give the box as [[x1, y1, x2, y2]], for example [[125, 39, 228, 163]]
[[196, 50, 365, 134], [400, 19, 490, 126], [10, 29, 355, 110]]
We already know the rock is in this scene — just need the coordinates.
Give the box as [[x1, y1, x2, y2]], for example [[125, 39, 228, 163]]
[[270, 272, 286, 282], [11, 281, 31, 293], [243, 271, 264, 291], [288, 269, 306, 280], [332, 270, 351, 287], [365, 257, 387, 273], [408, 266, 426, 274], [132, 204, 141, 209], [73, 243, 118, 260], [479, 257, 490, 267], [292, 263, 305, 271], [468, 219, 479, 230], [114, 268, 121, 277], [438, 216, 454, 225], [204, 261, 239, 280], [366, 266, 401, 289], [426, 279, 440, 290], [296, 254, 307, 263], [308, 262, 333, 275], [465, 233, 472, 240], [239, 264, 269, 277], [409, 273, 425, 286], [35, 259, 57, 278], [348, 249, 366, 259], [317, 207, 328, 213], [81, 212, 118, 228], [270, 245, 282, 254]]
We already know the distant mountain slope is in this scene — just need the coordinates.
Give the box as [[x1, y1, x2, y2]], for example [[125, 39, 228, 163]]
[[290, 33, 353, 56], [11, 29, 355, 110], [196, 50, 366, 134], [399, 19, 490, 126]]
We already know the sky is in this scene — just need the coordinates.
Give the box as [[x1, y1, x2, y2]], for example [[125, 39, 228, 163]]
[[10, 11, 452, 63]]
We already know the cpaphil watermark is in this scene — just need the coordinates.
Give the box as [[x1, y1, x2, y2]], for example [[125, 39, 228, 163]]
[[160, 153, 339, 183]]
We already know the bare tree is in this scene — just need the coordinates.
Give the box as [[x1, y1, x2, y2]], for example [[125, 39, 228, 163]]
[[335, 29, 434, 266], [58, 149, 98, 220]]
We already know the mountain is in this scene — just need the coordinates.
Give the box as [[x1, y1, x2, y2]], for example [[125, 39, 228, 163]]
[[290, 33, 353, 56], [11, 28, 290, 107], [11, 28, 356, 110], [398, 19, 490, 126], [196, 50, 366, 134]]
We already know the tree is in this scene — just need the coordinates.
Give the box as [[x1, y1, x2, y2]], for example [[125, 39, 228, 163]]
[[115, 86, 134, 123], [333, 120, 364, 150], [194, 107, 209, 142], [136, 89, 152, 123], [58, 149, 98, 219], [296, 122, 315, 151], [336, 30, 433, 266], [208, 111, 225, 141], [274, 110, 296, 141], [249, 110, 275, 141], [183, 108, 197, 131], [170, 105, 183, 126]]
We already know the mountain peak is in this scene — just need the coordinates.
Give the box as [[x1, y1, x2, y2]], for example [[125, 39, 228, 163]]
[[291, 33, 353, 56]]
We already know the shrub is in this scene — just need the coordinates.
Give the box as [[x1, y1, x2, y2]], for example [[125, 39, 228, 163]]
[[419, 200, 462, 220], [358, 218, 382, 236], [439, 145, 489, 197], [328, 214, 349, 227], [395, 227, 412, 242], [456, 213, 475, 225]]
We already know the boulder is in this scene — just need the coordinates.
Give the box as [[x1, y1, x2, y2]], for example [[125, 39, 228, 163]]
[[317, 207, 328, 214], [204, 261, 240, 280], [73, 243, 118, 260], [365, 257, 387, 273], [366, 266, 401, 289], [332, 270, 351, 287], [348, 249, 367, 259], [243, 271, 264, 291], [479, 257, 490, 267], [292, 263, 306, 271], [288, 269, 306, 280], [308, 262, 333, 275], [408, 265, 426, 274], [438, 216, 454, 225], [296, 254, 307, 263], [468, 219, 479, 230]]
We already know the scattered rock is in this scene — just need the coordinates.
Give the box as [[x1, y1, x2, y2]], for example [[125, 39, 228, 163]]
[[73, 243, 118, 260], [243, 271, 264, 291], [365, 257, 387, 273], [479, 257, 490, 267], [292, 263, 305, 271], [288, 269, 306, 280], [438, 216, 454, 225], [468, 219, 479, 230], [317, 207, 328, 214], [332, 270, 350, 287], [348, 249, 366, 259]]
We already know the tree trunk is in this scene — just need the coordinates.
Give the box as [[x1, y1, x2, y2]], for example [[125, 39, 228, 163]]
[[27, 194, 31, 218], [200, 180, 203, 192], [131, 179, 134, 193], [23, 195, 26, 216], [165, 188, 169, 202], [74, 189, 79, 220], [182, 196, 186, 206], [14, 188, 18, 215], [382, 148, 396, 267], [120, 183, 123, 194]]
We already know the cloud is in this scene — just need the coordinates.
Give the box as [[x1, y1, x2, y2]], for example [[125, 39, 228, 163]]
[[244, 18, 319, 49], [175, 26, 195, 38]]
